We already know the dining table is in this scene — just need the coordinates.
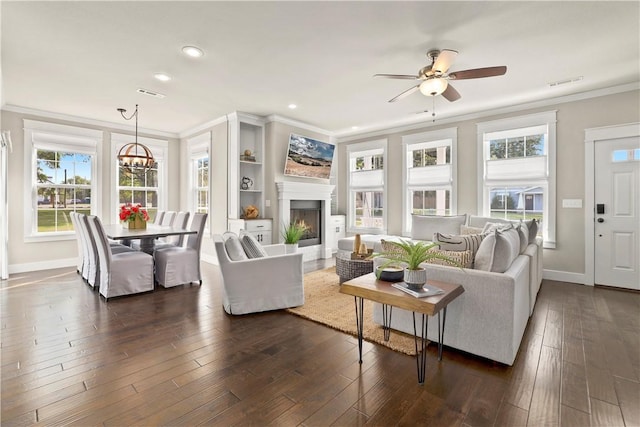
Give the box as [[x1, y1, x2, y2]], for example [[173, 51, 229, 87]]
[[102, 223, 197, 254]]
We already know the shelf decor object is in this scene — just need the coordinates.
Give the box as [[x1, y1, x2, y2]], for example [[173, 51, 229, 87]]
[[116, 104, 156, 175]]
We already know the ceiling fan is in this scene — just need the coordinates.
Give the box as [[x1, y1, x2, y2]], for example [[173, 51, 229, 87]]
[[374, 49, 507, 103]]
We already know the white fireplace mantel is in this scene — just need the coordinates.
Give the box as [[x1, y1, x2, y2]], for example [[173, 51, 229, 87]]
[[276, 181, 335, 261]]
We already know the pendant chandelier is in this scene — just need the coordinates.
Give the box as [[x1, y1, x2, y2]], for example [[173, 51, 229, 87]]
[[116, 104, 155, 174]]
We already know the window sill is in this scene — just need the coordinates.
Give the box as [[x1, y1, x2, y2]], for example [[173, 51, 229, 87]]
[[24, 232, 76, 244]]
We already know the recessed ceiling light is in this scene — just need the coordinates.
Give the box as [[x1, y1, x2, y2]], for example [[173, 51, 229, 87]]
[[182, 45, 204, 58], [288, 104, 297, 109], [351, 126, 359, 130], [154, 73, 172, 82]]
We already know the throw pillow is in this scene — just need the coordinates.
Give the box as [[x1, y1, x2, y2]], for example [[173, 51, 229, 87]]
[[481, 221, 513, 234], [239, 231, 268, 258], [411, 214, 467, 241], [474, 228, 520, 273], [515, 221, 529, 253], [524, 218, 539, 242], [433, 232, 486, 262], [461, 225, 483, 235], [425, 248, 473, 269], [468, 215, 511, 229], [380, 239, 406, 256], [223, 232, 248, 261]]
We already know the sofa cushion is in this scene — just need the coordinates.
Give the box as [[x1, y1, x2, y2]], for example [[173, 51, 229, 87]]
[[411, 214, 466, 241], [240, 231, 268, 258], [223, 232, 248, 261], [474, 228, 520, 273], [433, 232, 486, 262], [468, 215, 512, 229]]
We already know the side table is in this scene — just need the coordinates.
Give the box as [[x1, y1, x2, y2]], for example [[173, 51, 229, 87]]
[[336, 252, 373, 283]]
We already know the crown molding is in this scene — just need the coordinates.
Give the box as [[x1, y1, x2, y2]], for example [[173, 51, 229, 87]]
[[178, 115, 228, 139], [334, 82, 640, 143], [2, 104, 179, 139], [265, 114, 333, 136]]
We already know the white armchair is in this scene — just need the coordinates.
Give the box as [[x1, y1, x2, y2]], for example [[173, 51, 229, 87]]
[[214, 234, 304, 315]]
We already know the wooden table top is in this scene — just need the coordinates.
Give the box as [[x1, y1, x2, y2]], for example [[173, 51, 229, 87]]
[[339, 272, 464, 316]]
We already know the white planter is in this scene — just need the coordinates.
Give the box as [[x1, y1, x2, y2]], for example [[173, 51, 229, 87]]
[[404, 268, 427, 290], [284, 243, 298, 254]]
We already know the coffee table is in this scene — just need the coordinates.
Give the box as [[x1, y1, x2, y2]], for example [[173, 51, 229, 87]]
[[339, 272, 464, 384]]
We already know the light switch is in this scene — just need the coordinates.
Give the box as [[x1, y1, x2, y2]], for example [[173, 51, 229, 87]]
[[562, 199, 583, 208], [265, 199, 271, 207]]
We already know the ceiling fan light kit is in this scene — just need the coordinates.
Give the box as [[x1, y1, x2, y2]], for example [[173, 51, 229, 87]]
[[375, 48, 507, 103]]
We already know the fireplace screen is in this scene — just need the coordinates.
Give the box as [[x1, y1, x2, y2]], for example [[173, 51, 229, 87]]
[[290, 200, 321, 247]]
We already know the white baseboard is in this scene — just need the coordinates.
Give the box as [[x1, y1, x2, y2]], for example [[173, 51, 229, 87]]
[[543, 269, 587, 285], [9, 258, 77, 275]]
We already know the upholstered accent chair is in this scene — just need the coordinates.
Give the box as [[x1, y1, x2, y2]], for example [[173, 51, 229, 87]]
[[213, 233, 304, 315], [87, 215, 154, 300], [154, 213, 208, 288]]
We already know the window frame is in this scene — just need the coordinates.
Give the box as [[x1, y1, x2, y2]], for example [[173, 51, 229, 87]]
[[111, 133, 168, 224], [23, 120, 101, 242], [402, 127, 457, 235], [477, 111, 557, 248], [346, 139, 388, 234], [187, 132, 211, 233]]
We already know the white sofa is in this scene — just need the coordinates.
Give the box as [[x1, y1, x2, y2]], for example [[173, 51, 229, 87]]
[[338, 214, 543, 365], [214, 234, 304, 315]]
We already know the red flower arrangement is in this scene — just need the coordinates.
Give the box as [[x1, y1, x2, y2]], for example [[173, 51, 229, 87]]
[[119, 203, 149, 223]]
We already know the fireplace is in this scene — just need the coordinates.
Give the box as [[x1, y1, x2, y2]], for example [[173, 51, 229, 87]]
[[276, 181, 334, 261], [290, 200, 321, 247]]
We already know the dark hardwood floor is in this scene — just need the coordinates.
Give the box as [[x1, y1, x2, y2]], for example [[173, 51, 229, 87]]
[[1, 260, 638, 426]]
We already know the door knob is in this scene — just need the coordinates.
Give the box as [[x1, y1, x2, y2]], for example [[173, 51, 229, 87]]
[[597, 218, 604, 223]]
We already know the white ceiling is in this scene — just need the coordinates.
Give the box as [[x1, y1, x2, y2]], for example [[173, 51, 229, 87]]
[[2, 1, 639, 137]]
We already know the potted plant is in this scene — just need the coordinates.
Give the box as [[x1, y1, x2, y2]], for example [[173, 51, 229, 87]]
[[119, 203, 149, 229], [375, 239, 461, 290], [281, 221, 307, 253]]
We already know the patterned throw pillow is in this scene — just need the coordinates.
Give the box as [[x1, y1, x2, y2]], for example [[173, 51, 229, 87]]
[[239, 231, 268, 258], [425, 248, 473, 269], [380, 239, 406, 256], [433, 232, 486, 262], [461, 225, 483, 235]]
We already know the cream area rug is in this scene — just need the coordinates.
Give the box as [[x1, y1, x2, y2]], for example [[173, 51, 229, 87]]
[[287, 267, 417, 356]]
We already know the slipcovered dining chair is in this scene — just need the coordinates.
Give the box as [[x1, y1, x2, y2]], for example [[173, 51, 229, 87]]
[[153, 213, 207, 288], [87, 215, 155, 300], [153, 210, 165, 225], [70, 212, 85, 276], [152, 211, 191, 251]]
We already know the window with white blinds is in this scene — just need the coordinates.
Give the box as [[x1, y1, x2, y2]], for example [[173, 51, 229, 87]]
[[346, 139, 387, 233], [402, 128, 457, 234], [477, 111, 557, 248]]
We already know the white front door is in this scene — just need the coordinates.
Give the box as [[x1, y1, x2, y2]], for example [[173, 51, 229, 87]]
[[594, 137, 640, 289]]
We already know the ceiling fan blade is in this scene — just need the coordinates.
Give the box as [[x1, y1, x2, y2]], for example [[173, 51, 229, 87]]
[[388, 85, 420, 103], [374, 73, 419, 80], [441, 84, 461, 102], [432, 49, 458, 74], [448, 66, 507, 80]]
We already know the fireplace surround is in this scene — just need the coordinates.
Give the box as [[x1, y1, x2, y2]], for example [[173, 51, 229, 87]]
[[276, 181, 334, 261]]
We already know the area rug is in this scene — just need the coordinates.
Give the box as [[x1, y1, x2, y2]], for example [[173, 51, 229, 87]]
[[287, 267, 417, 356]]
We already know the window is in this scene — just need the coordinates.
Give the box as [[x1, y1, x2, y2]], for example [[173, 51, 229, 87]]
[[477, 111, 557, 248], [23, 120, 100, 241], [187, 132, 210, 230], [402, 128, 457, 234], [111, 133, 168, 224], [346, 139, 387, 233]]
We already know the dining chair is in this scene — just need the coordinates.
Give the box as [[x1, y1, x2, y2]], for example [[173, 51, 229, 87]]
[[154, 211, 190, 250], [154, 210, 165, 225], [88, 215, 155, 300], [154, 213, 208, 287], [70, 212, 84, 275]]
